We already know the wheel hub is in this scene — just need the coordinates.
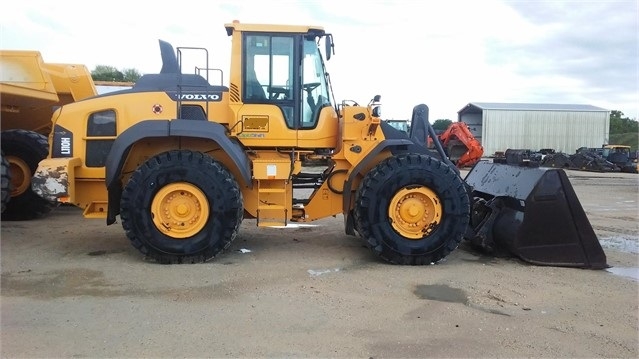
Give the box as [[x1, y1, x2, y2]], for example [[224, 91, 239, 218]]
[[6, 155, 31, 197], [151, 182, 210, 239], [388, 186, 442, 239]]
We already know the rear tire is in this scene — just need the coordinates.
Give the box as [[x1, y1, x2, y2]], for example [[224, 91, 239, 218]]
[[120, 150, 243, 264], [1, 151, 10, 214], [0, 130, 54, 220], [354, 154, 470, 265]]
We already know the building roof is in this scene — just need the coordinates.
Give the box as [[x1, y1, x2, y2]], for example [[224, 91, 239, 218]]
[[459, 102, 609, 113]]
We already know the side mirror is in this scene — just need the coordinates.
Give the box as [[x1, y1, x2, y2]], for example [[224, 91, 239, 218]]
[[325, 34, 334, 60]]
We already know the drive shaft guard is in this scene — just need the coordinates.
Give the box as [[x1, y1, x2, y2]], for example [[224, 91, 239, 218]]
[[464, 161, 607, 269]]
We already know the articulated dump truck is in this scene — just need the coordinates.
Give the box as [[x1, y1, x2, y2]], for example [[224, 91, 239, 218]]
[[31, 21, 607, 268], [1, 49, 97, 220]]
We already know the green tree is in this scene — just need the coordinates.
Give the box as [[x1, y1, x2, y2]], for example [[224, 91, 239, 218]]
[[122, 68, 141, 82], [609, 110, 638, 150], [91, 65, 123, 81], [610, 110, 638, 133], [432, 119, 452, 131], [91, 65, 141, 82]]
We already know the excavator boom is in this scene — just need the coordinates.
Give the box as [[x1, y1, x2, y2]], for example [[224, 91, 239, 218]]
[[438, 122, 484, 168]]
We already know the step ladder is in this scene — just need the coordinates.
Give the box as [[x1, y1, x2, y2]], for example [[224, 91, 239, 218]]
[[256, 179, 289, 227]]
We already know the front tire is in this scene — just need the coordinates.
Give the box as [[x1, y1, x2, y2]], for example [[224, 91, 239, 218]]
[[354, 154, 470, 265], [0, 130, 54, 220], [120, 150, 243, 264]]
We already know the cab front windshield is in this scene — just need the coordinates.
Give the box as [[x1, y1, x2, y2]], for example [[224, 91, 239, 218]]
[[301, 38, 331, 128]]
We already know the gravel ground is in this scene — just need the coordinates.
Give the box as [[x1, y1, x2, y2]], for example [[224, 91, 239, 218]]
[[1, 168, 637, 358]]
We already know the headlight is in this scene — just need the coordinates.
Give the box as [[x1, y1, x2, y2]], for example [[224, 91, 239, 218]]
[[372, 105, 382, 118]]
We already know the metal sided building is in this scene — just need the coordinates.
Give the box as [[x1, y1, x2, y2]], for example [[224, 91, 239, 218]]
[[457, 102, 610, 156]]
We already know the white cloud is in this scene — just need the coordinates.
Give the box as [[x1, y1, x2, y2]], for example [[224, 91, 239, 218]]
[[1, 0, 637, 120]]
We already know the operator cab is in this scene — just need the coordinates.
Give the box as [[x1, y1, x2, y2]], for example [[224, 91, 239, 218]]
[[240, 28, 333, 130]]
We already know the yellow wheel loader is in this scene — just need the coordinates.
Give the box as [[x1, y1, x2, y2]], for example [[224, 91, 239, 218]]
[[31, 21, 606, 268], [0, 50, 97, 220]]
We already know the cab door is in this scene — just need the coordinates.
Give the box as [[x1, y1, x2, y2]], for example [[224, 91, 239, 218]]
[[238, 33, 337, 149], [236, 34, 298, 147]]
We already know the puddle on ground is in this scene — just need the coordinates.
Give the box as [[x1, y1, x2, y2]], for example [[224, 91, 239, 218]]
[[414, 284, 468, 305], [606, 266, 639, 281], [599, 236, 639, 254]]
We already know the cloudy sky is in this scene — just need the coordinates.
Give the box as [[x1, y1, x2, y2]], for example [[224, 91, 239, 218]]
[[1, 0, 637, 121]]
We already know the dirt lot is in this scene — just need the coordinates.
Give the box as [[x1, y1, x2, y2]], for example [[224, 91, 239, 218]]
[[1, 168, 638, 358]]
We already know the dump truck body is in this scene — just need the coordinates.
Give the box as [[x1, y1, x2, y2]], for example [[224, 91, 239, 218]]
[[1, 50, 97, 133], [0, 50, 97, 220]]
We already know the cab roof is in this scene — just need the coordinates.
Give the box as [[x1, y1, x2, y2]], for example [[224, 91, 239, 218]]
[[224, 20, 325, 37]]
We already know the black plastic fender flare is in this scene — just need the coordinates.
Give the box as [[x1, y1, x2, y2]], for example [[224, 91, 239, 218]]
[[105, 120, 251, 225]]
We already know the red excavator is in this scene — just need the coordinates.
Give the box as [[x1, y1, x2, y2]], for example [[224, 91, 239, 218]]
[[437, 122, 484, 168]]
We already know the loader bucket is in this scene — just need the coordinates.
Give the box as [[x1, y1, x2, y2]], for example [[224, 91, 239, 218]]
[[464, 161, 607, 269]]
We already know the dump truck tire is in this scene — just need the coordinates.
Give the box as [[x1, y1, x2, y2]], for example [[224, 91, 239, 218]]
[[120, 150, 243, 264], [1, 151, 10, 213], [354, 154, 470, 265], [0, 130, 54, 220]]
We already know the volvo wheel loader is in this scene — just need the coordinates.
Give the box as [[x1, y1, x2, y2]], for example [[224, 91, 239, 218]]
[[0, 49, 97, 220], [31, 21, 607, 268]]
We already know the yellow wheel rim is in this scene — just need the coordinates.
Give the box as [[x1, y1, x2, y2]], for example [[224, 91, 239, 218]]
[[388, 186, 442, 239], [151, 182, 209, 239], [6, 155, 31, 197]]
